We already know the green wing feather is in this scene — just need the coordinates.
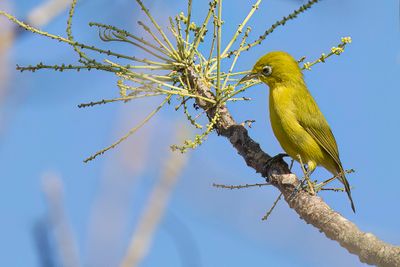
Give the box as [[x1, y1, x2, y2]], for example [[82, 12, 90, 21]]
[[304, 121, 342, 170], [297, 100, 356, 212]]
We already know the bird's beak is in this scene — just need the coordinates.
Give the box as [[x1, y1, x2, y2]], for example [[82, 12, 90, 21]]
[[238, 72, 261, 84]]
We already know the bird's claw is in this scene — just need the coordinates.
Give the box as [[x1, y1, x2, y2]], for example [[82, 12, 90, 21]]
[[288, 176, 317, 200]]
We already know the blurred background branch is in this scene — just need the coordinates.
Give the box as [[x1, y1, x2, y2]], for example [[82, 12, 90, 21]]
[[121, 124, 190, 267], [0, 0, 74, 135], [26, 0, 73, 29], [41, 172, 81, 267]]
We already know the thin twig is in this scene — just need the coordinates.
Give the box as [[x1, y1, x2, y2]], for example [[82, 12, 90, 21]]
[[89, 22, 172, 57], [226, 0, 320, 58], [84, 96, 171, 163], [221, 27, 251, 91], [185, 0, 192, 49], [215, 0, 222, 97], [262, 193, 282, 221], [213, 182, 271, 189], [135, 0, 178, 58], [189, 0, 217, 60]]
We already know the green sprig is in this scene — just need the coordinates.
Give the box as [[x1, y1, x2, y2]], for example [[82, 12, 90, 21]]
[[0, 0, 338, 161]]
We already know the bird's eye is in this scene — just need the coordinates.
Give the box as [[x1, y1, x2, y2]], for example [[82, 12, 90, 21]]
[[262, 65, 272, 76]]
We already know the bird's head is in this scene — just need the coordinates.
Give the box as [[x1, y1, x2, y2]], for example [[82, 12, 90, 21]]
[[239, 51, 303, 87]]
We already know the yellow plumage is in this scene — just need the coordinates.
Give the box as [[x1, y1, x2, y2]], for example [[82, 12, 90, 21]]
[[240, 51, 355, 212]]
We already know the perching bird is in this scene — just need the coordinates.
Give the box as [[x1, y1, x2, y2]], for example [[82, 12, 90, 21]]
[[239, 51, 355, 212]]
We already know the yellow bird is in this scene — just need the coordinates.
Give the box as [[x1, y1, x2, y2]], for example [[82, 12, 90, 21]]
[[240, 51, 355, 212]]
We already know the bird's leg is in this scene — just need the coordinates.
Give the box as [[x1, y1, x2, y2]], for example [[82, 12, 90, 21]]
[[297, 155, 316, 195], [289, 158, 313, 200], [289, 158, 309, 199], [306, 169, 316, 195]]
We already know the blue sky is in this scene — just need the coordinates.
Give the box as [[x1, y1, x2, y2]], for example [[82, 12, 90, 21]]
[[1, 0, 399, 266]]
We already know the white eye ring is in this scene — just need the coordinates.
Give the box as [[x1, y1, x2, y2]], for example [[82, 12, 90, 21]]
[[262, 65, 272, 76]]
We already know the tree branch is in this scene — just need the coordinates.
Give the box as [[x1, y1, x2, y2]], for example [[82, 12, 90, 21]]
[[185, 67, 400, 267]]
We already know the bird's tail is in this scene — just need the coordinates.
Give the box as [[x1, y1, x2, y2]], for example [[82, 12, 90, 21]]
[[338, 169, 356, 213]]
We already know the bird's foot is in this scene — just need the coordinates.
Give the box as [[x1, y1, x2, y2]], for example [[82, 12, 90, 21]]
[[303, 176, 317, 195], [289, 178, 306, 200], [289, 179, 320, 202], [291, 176, 317, 197], [297, 155, 316, 195]]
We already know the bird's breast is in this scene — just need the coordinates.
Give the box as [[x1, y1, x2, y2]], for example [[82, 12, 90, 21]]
[[269, 85, 299, 155], [268, 85, 325, 164]]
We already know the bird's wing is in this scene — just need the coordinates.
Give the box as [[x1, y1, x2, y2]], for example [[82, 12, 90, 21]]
[[298, 112, 342, 171], [299, 113, 356, 212], [296, 97, 355, 212]]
